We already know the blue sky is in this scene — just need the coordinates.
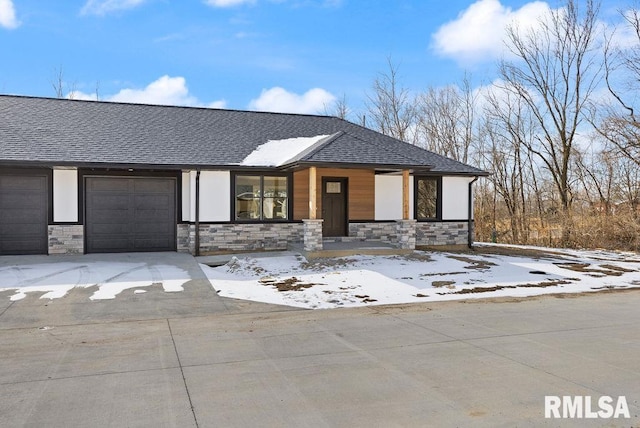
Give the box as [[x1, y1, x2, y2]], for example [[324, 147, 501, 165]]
[[0, 0, 631, 115]]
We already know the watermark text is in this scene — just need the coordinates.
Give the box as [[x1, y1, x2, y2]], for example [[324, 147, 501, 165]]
[[545, 395, 630, 419]]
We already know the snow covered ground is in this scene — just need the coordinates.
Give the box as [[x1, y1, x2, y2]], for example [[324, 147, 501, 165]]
[[2, 244, 639, 307], [202, 243, 640, 309], [0, 262, 191, 301]]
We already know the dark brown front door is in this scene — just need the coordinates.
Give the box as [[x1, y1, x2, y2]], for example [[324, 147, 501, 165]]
[[322, 178, 347, 237]]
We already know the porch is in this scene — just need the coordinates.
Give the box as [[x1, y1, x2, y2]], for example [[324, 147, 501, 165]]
[[291, 237, 412, 259]]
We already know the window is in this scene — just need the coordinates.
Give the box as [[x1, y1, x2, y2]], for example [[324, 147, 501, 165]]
[[415, 177, 440, 220], [235, 174, 288, 220]]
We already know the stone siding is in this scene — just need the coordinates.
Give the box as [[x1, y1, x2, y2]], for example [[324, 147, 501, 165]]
[[303, 219, 323, 251], [348, 222, 397, 243], [320, 222, 397, 244], [190, 222, 304, 253], [395, 219, 417, 250], [48, 225, 84, 254], [46, 221, 472, 255], [416, 221, 469, 246], [177, 224, 194, 254]]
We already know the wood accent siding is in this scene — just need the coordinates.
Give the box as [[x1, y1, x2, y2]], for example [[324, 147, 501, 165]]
[[293, 169, 310, 219], [293, 167, 374, 220]]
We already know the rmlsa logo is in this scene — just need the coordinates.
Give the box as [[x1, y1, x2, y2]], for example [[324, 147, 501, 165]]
[[545, 396, 630, 419]]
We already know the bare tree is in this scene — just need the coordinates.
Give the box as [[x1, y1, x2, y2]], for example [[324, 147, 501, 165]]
[[50, 66, 77, 99], [416, 75, 477, 163], [499, 0, 602, 244], [597, 6, 640, 166], [94, 80, 101, 101], [324, 93, 350, 120], [615, 154, 640, 217], [366, 59, 417, 142], [481, 86, 539, 243], [573, 144, 614, 215], [51, 66, 65, 98]]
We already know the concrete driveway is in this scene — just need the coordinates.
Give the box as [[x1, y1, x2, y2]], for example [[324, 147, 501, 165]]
[[0, 252, 639, 427]]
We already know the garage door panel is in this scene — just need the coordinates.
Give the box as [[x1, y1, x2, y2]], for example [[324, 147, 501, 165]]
[[134, 209, 172, 220], [88, 194, 130, 209], [1, 193, 46, 207], [1, 208, 47, 223], [85, 176, 176, 253], [134, 238, 174, 250], [134, 179, 174, 191], [0, 172, 48, 255], [1, 222, 47, 235], [88, 178, 131, 192], [89, 208, 130, 222], [0, 176, 46, 191], [135, 194, 172, 206], [133, 222, 173, 234], [88, 238, 131, 251], [1, 238, 46, 253], [91, 223, 131, 234]]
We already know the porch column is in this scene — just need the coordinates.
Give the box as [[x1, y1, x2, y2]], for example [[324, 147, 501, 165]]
[[395, 219, 416, 250], [402, 169, 410, 220], [309, 166, 317, 219], [304, 167, 323, 251], [303, 219, 323, 251]]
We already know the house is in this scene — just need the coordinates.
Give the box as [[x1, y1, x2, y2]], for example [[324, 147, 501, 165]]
[[0, 95, 488, 256]]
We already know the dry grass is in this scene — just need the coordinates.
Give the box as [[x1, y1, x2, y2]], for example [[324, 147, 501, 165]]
[[475, 212, 640, 252], [259, 276, 323, 291], [441, 279, 573, 295]]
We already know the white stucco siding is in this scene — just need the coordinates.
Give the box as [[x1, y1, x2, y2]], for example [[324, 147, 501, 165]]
[[199, 171, 230, 222], [53, 168, 78, 222], [181, 172, 192, 222], [441, 176, 474, 220], [374, 175, 414, 220], [182, 171, 230, 222]]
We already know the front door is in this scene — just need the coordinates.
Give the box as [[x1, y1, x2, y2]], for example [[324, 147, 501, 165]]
[[322, 178, 347, 237]]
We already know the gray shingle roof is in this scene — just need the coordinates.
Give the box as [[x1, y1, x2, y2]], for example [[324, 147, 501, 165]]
[[0, 95, 486, 175]]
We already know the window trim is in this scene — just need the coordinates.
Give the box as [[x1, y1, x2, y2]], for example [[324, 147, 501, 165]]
[[231, 172, 292, 222], [413, 176, 442, 221]]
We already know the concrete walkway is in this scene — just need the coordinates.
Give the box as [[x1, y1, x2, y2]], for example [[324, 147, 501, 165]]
[[0, 253, 638, 427]]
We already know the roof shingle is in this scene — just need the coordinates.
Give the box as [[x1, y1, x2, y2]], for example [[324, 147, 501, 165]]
[[0, 95, 486, 175]]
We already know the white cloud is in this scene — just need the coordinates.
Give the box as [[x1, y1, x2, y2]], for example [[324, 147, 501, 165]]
[[248, 87, 336, 114], [80, 0, 147, 16], [204, 0, 256, 7], [432, 0, 551, 64], [108, 75, 197, 104], [203, 0, 340, 8], [208, 99, 228, 109], [0, 0, 19, 29], [606, 9, 640, 50], [69, 75, 227, 108]]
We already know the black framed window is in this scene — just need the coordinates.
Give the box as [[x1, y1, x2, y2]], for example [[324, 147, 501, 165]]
[[415, 177, 441, 220], [234, 174, 289, 221]]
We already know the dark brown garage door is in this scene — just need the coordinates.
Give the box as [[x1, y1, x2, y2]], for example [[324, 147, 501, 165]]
[[0, 171, 49, 255], [85, 176, 176, 253]]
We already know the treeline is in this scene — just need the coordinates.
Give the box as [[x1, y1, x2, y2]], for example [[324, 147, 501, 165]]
[[334, 0, 640, 250]]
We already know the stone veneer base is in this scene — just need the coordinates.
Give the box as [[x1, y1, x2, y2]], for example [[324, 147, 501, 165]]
[[179, 222, 304, 254], [416, 221, 469, 246], [149, 221, 471, 256], [48, 225, 84, 255]]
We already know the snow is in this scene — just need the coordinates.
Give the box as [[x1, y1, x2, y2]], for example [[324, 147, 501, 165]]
[[240, 135, 329, 166], [2, 244, 640, 308], [0, 262, 191, 301], [201, 245, 640, 309]]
